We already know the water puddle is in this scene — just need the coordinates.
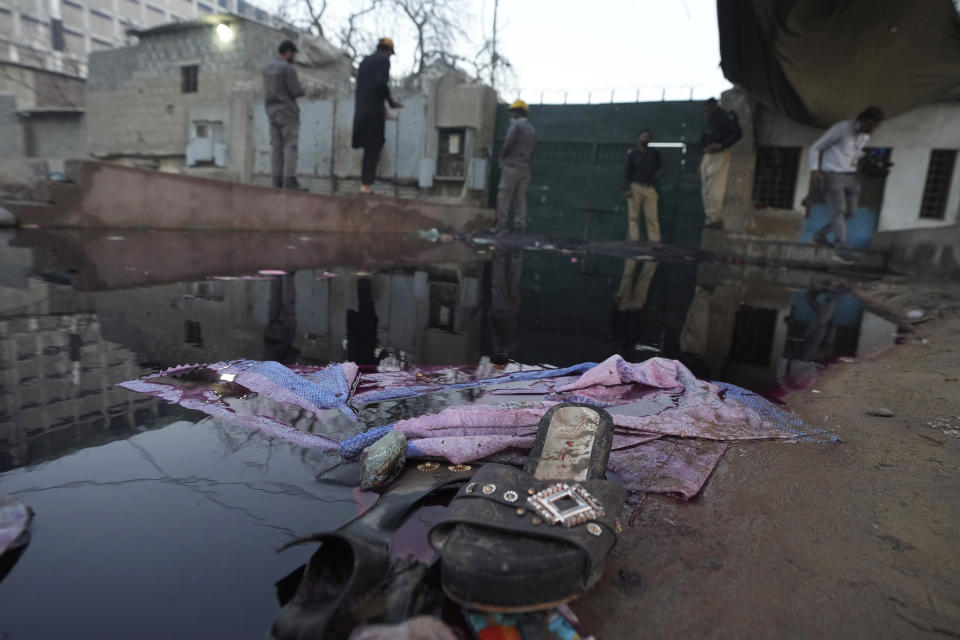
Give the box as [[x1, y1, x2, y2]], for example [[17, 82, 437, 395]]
[[0, 229, 899, 637]]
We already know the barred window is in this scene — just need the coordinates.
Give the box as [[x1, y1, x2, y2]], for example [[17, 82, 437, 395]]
[[729, 306, 778, 366], [919, 149, 957, 220], [181, 65, 198, 93], [752, 146, 801, 209]]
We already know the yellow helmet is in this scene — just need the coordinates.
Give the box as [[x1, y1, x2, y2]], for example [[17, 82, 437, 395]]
[[509, 99, 529, 112]]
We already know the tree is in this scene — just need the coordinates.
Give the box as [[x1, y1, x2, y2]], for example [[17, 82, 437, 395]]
[[390, 0, 467, 75], [278, 0, 502, 86], [336, 0, 381, 64], [302, 0, 329, 38]]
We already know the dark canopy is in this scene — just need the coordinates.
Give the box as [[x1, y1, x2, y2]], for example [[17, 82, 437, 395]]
[[717, 0, 960, 126]]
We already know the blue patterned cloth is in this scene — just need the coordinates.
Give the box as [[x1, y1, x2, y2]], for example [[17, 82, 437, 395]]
[[715, 382, 840, 443], [244, 361, 358, 420], [351, 362, 598, 404]]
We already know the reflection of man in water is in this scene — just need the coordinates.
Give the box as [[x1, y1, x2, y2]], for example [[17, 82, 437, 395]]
[[347, 278, 380, 365], [615, 259, 658, 312], [490, 249, 523, 367], [799, 285, 844, 361], [263, 274, 299, 363], [611, 258, 659, 357]]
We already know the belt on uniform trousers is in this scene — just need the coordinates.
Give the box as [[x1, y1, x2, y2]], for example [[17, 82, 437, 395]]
[[632, 182, 655, 187]]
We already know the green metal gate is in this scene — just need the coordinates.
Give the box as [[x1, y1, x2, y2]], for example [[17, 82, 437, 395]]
[[491, 101, 707, 247]]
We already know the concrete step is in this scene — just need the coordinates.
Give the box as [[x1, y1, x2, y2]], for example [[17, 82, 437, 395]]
[[702, 230, 886, 271], [0, 200, 59, 226]]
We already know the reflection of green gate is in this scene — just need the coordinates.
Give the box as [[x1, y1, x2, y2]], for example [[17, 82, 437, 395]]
[[491, 101, 706, 246]]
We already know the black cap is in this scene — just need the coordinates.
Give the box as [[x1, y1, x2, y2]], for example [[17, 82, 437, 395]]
[[278, 40, 298, 55], [703, 97, 718, 106]]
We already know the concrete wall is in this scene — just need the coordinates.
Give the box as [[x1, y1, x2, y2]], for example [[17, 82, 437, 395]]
[[247, 73, 497, 202], [873, 223, 960, 276], [756, 102, 960, 233], [85, 21, 496, 204], [86, 19, 348, 169], [21, 112, 86, 157], [0, 60, 85, 110], [0, 96, 25, 159]]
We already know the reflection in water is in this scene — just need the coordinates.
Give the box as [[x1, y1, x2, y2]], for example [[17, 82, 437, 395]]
[[489, 249, 523, 367], [0, 230, 900, 638], [798, 285, 846, 361], [263, 274, 299, 363], [347, 277, 380, 366]]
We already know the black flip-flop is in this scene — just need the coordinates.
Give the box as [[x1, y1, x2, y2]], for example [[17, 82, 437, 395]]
[[271, 462, 476, 639], [430, 403, 624, 612]]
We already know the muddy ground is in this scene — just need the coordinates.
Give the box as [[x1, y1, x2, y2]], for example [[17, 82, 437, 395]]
[[577, 300, 960, 638]]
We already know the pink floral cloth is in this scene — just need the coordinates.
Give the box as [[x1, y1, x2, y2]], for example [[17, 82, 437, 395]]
[[119, 355, 833, 502]]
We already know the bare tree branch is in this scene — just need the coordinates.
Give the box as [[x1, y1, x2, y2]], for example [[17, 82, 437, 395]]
[[390, 0, 467, 75], [301, 0, 329, 38], [336, 0, 381, 65]]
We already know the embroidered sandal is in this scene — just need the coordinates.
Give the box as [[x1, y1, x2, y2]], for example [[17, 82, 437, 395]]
[[429, 403, 624, 612]]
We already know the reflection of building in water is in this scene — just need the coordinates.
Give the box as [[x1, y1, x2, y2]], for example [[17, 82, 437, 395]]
[[489, 249, 523, 366], [0, 311, 159, 471], [90, 264, 484, 368], [680, 264, 898, 390], [297, 266, 483, 367], [0, 244, 157, 470]]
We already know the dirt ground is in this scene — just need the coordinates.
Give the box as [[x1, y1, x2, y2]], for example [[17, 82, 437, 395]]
[[576, 294, 960, 638]]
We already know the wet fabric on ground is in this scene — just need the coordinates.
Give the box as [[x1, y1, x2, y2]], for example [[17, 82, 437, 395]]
[[120, 355, 836, 504]]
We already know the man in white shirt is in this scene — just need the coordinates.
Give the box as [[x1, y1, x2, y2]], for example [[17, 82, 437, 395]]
[[809, 106, 885, 261]]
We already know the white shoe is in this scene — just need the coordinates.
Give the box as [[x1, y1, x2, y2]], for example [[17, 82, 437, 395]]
[[830, 254, 854, 265]]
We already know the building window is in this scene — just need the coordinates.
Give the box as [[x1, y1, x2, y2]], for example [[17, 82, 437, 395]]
[[728, 305, 778, 366], [437, 128, 466, 178], [428, 282, 457, 331], [181, 65, 198, 93], [51, 18, 64, 51], [185, 321, 203, 347], [752, 146, 801, 209], [919, 149, 957, 220], [188, 281, 224, 301]]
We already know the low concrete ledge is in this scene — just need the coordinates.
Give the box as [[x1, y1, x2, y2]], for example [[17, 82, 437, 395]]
[[12, 160, 494, 233], [872, 224, 960, 277], [702, 229, 886, 270]]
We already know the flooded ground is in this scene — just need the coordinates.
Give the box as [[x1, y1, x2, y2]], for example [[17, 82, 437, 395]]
[[0, 230, 903, 638]]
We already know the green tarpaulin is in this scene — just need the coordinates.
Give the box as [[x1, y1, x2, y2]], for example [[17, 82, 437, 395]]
[[718, 0, 960, 126]]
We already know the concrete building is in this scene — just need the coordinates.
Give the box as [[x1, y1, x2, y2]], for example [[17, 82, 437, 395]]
[[85, 15, 350, 173], [0, 0, 281, 78], [714, 90, 960, 272], [0, 59, 86, 179], [93, 264, 485, 370], [85, 16, 499, 204]]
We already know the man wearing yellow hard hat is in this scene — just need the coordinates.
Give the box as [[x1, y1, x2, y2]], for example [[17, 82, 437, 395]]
[[494, 99, 536, 233], [352, 37, 402, 194]]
